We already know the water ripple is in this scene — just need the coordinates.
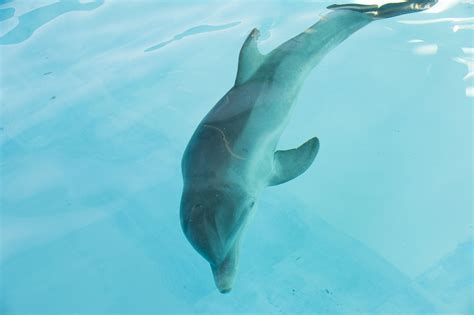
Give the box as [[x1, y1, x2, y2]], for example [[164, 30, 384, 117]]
[[144, 21, 241, 52], [398, 17, 474, 24], [0, 0, 104, 45], [0, 0, 14, 5], [0, 7, 13, 21]]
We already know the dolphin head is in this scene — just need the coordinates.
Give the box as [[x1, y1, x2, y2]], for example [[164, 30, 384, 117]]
[[180, 182, 256, 292]]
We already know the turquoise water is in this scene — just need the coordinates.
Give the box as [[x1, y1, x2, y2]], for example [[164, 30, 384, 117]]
[[0, 0, 472, 313]]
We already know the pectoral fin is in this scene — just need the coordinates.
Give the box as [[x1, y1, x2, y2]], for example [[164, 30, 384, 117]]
[[268, 137, 320, 186]]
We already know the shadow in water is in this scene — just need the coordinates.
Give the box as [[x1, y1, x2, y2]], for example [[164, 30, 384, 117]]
[[0, 7, 14, 21], [145, 21, 241, 52], [0, 0, 104, 45], [0, 0, 14, 5]]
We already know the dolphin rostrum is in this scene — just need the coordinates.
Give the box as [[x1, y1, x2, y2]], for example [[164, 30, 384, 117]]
[[180, 0, 437, 293]]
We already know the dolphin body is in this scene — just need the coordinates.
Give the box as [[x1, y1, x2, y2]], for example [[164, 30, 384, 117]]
[[180, 0, 437, 293]]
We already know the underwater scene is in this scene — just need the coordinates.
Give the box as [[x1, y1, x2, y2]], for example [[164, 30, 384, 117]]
[[0, 0, 473, 313]]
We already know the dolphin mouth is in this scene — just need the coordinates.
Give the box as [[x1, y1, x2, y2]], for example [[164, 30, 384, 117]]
[[218, 287, 232, 294]]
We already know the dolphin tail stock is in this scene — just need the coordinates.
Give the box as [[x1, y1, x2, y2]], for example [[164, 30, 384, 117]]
[[327, 0, 438, 19], [258, 7, 375, 85], [263, 0, 438, 80]]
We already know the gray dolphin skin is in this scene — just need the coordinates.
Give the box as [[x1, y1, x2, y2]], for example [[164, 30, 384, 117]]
[[180, 0, 437, 294]]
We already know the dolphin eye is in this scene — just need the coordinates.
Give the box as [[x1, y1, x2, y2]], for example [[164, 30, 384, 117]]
[[249, 200, 255, 208]]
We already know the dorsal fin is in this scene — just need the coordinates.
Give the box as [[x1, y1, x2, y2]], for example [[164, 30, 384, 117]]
[[268, 137, 319, 186], [235, 28, 265, 85]]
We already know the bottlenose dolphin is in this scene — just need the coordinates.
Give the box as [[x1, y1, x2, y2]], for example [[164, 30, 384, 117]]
[[180, 0, 437, 293]]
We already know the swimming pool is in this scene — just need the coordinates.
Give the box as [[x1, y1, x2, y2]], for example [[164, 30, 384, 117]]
[[0, 0, 472, 313]]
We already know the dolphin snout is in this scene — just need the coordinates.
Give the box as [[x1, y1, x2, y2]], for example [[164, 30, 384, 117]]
[[212, 264, 235, 294], [210, 243, 240, 294]]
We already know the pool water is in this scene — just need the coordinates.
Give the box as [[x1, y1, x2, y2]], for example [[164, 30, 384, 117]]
[[0, 0, 472, 313]]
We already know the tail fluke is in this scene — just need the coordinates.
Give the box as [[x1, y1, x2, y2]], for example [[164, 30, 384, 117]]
[[327, 0, 438, 19]]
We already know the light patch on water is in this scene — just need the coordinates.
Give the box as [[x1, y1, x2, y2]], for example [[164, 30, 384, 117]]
[[454, 56, 474, 97], [1, 209, 112, 262], [394, 1, 473, 98], [466, 86, 474, 97], [453, 24, 474, 32], [425, 0, 462, 13], [461, 47, 474, 54], [399, 17, 474, 24], [413, 44, 438, 55], [454, 57, 474, 80]]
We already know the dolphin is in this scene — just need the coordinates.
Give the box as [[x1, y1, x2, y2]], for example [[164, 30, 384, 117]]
[[180, 0, 437, 293]]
